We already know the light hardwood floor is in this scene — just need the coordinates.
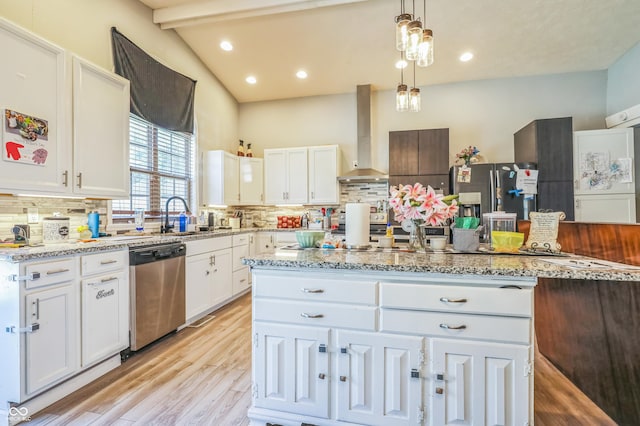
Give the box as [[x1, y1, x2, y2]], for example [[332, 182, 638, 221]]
[[29, 292, 615, 426]]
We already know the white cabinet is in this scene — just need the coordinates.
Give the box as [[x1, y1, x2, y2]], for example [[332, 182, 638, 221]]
[[239, 157, 264, 205], [254, 232, 276, 254], [308, 145, 341, 205], [232, 233, 251, 295], [204, 151, 240, 206], [575, 193, 636, 223], [72, 56, 130, 198], [264, 147, 308, 204], [0, 18, 69, 195], [80, 250, 129, 367], [185, 236, 233, 322]]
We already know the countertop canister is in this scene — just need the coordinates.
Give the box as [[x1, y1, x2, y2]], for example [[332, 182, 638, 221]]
[[43, 214, 70, 244]]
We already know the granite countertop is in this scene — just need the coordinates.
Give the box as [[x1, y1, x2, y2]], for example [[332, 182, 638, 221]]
[[243, 248, 640, 282]]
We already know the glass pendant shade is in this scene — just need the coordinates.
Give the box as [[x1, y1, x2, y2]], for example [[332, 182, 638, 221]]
[[409, 87, 421, 112], [396, 84, 409, 112], [405, 20, 423, 60], [417, 29, 434, 67], [395, 14, 412, 51]]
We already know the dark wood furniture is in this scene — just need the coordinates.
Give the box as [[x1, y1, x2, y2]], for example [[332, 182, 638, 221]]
[[514, 118, 575, 220], [389, 128, 449, 194], [519, 220, 640, 425]]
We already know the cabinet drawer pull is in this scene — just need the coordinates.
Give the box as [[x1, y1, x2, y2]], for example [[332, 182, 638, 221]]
[[46, 268, 70, 276], [439, 323, 466, 330], [301, 288, 324, 294], [439, 297, 467, 303], [301, 313, 324, 319], [100, 259, 118, 265], [77, 172, 83, 188], [100, 276, 118, 284], [62, 170, 69, 187]]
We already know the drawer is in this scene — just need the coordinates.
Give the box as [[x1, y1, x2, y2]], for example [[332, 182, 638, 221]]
[[25, 257, 77, 289], [232, 233, 250, 247], [254, 299, 377, 331], [186, 236, 231, 256], [82, 249, 128, 277], [380, 282, 532, 317], [254, 274, 377, 305], [232, 243, 249, 271], [233, 268, 250, 294], [380, 309, 531, 344]]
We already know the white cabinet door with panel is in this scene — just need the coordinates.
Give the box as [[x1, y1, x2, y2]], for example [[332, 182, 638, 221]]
[[253, 322, 330, 419], [232, 234, 250, 294], [336, 330, 424, 425], [308, 145, 341, 205], [204, 150, 240, 206], [575, 193, 636, 223], [72, 55, 130, 198], [264, 148, 308, 204], [239, 157, 264, 205], [430, 338, 530, 426], [185, 251, 215, 321]]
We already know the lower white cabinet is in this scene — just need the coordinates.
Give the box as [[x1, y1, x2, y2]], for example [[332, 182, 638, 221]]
[[232, 234, 251, 295]]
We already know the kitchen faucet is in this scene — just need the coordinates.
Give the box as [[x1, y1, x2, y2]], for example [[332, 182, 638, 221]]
[[161, 196, 191, 233]]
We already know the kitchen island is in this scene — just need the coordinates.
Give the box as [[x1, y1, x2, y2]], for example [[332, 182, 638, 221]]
[[243, 248, 640, 426]]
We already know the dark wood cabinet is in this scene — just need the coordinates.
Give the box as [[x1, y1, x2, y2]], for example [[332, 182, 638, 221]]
[[514, 117, 574, 219], [388, 130, 418, 176], [417, 129, 450, 175]]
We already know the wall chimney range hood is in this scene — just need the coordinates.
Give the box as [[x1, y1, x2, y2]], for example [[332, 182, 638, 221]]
[[338, 84, 389, 182]]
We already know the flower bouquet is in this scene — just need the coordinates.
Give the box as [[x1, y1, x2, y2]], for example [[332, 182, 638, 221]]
[[456, 145, 480, 166], [389, 183, 459, 251]]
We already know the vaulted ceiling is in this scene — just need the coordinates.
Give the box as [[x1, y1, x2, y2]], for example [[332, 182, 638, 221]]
[[137, 0, 640, 103]]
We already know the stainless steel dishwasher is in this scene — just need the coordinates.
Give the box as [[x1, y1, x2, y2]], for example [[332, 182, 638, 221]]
[[128, 242, 186, 351]]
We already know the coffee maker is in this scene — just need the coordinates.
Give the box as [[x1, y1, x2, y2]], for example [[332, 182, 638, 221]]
[[458, 192, 482, 220]]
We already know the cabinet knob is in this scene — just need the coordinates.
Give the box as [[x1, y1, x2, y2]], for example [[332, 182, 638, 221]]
[[318, 373, 326, 380], [339, 376, 347, 382], [435, 387, 444, 395]]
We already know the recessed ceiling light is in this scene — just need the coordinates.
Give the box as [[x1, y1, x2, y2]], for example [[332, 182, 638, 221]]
[[395, 59, 408, 69], [296, 70, 308, 79], [246, 76, 257, 84], [220, 41, 233, 51], [460, 52, 474, 62]]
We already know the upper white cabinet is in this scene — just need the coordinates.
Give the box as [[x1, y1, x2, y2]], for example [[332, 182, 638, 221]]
[[264, 147, 308, 204], [0, 19, 130, 198], [203, 151, 264, 206], [308, 145, 341, 205], [72, 56, 130, 198], [0, 18, 69, 194]]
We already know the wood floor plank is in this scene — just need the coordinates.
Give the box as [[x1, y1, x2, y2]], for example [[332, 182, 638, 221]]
[[29, 292, 615, 425]]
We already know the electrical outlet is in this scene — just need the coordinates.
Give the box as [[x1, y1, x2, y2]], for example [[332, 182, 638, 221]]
[[352, 160, 358, 168], [27, 208, 39, 224]]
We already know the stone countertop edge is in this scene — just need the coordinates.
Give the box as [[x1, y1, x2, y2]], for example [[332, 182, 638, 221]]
[[0, 228, 275, 262], [241, 251, 640, 282]]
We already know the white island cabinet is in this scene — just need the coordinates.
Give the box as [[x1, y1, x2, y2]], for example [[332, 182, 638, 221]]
[[249, 269, 535, 426]]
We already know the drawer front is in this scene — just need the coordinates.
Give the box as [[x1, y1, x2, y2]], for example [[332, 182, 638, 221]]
[[25, 257, 77, 289], [233, 268, 250, 294], [380, 309, 531, 344], [254, 274, 377, 305], [380, 282, 533, 317], [232, 233, 250, 247], [82, 249, 127, 277], [254, 299, 377, 331], [232, 243, 249, 271], [186, 236, 231, 256]]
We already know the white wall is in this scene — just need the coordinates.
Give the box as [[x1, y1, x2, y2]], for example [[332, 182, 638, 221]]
[[239, 71, 607, 172], [0, 0, 239, 153], [606, 42, 640, 115]]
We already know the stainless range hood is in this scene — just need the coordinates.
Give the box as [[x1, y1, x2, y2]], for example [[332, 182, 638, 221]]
[[338, 84, 389, 182]]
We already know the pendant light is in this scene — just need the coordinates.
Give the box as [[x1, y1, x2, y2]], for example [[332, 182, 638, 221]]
[[409, 62, 421, 112], [396, 53, 409, 112], [395, 0, 412, 52], [405, 20, 423, 61], [417, 0, 434, 67]]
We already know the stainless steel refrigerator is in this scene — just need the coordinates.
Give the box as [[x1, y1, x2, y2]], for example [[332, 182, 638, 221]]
[[449, 162, 537, 222]]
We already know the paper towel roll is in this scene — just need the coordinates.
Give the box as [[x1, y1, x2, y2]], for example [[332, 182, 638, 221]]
[[345, 203, 370, 248]]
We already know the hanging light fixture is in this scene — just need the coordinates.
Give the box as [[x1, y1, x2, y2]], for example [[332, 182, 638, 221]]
[[409, 62, 421, 112], [396, 53, 409, 112], [395, 0, 412, 52], [417, 0, 434, 67]]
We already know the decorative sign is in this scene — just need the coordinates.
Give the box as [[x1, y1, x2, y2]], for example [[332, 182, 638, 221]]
[[525, 211, 566, 253], [3, 109, 49, 166], [456, 165, 471, 183]]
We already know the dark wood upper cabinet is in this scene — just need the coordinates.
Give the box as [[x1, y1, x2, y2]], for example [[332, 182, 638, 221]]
[[389, 128, 449, 176], [388, 130, 419, 175]]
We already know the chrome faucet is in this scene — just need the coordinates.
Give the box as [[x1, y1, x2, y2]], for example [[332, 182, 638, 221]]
[[161, 196, 191, 233]]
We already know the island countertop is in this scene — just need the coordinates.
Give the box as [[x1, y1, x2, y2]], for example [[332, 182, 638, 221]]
[[243, 248, 640, 281]]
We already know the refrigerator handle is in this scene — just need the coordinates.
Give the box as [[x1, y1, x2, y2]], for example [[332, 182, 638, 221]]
[[489, 169, 496, 212]]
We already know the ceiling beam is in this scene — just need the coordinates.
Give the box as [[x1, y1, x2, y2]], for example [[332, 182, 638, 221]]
[[154, 0, 369, 29]]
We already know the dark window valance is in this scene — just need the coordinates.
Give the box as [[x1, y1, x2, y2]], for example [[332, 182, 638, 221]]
[[111, 27, 196, 134]]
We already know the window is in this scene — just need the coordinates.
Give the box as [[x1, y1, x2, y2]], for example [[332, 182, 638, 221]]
[[112, 114, 195, 222]]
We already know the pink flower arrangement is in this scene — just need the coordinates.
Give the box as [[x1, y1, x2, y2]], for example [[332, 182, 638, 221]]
[[389, 183, 459, 226]]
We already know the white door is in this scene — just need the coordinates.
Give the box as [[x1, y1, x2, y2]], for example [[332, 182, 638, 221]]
[[0, 19, 70, 195], [336, 330, 424, 425], [573, 129, 635, 195], [210, 248, 233, 307], [287, 148, 309, 204], [81, 271, 128, 366], [185, 252, 214, 320], [72, 55, 130, 198], [264, 150, 288, 204], [575, 193, 636, 223], [430, 338, 530, 426], [25, 284, 79, 396], [253, 322, 330, 419], [239, 157, 264, 205], [223, 153, 240, 205], [309, 146, 340, 204]]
